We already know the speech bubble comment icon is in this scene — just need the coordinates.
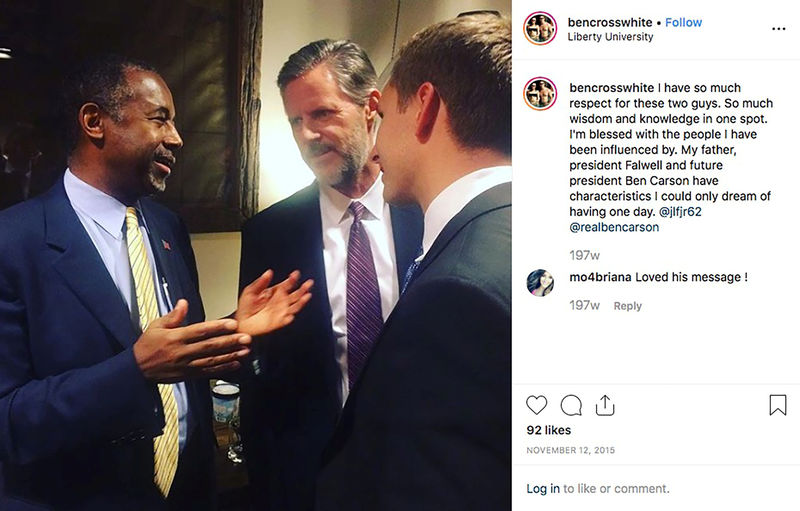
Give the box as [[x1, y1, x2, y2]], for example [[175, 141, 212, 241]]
[[526, 395, 548, 415], [561, 394, 582, 416]]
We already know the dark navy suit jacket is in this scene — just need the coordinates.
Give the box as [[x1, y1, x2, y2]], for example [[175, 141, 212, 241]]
[[237, 181, 423, 511], [316, 183, 512, 511], [0, 179, 215, 510]]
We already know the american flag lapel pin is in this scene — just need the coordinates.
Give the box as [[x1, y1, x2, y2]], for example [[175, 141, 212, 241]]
[[162, 239, 171, 251]]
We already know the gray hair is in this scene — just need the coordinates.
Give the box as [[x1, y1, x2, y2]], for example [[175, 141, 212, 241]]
[[277, 39, 377, 106]]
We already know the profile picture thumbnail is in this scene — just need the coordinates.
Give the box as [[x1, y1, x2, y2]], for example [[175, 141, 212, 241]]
[[524, 77, 556, 110], [524, 12, 556, 45], [527, 269, 554, 297]]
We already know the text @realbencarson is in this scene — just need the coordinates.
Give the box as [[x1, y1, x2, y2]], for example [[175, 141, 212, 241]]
[[567, 81, 772, 234]]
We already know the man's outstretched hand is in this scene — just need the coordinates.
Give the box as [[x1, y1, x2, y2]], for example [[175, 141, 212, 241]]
[[235, 270, 313, 336], [133, 299, 251, 382]]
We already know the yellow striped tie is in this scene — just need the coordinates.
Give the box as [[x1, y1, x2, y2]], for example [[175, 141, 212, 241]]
[[125, 207, 179, 497]]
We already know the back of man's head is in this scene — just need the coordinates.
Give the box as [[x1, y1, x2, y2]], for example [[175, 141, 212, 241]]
[[277, 39, 377, 106], [388, 13, 511, 157], [59, 54, 156, 152]]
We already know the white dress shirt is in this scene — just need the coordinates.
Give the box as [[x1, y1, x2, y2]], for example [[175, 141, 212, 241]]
[[63, 169, 190, 450], [420, 166, 512, 259], [318, 175, 399, 402]]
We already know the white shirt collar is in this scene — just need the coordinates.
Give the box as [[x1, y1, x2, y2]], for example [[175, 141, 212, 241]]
[[319, 174, 387, 224], [421, 165, 511, 257], [63, 168, 129, 240]]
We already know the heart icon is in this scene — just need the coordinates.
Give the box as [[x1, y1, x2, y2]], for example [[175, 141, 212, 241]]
[[526, 395, 547, 415]]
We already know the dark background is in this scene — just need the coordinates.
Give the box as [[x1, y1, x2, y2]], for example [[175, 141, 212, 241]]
[[0, 0, 256, 232]]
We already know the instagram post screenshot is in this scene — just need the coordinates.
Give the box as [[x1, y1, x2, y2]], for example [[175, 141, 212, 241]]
[[515, 1, 800, 509], [2, 0, 796, 509], [0, 1, 513, 510]]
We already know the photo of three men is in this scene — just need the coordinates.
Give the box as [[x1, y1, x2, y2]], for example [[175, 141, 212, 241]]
[[0, 1, 511, 509]]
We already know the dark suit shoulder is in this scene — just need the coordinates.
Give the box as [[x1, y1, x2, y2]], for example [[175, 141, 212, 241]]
[[0, 211, 38, 291], [238, 182, 321, 291], [425, 204, 511, 305], [0, 197, 47, 263], [0, 194, 45, 233], [242, 182, 318, 235]]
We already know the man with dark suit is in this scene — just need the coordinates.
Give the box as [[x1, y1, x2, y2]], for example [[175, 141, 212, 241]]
[[316, 13, 512, 510], [0, 55, 309, 510], [238, 40, 422, 511]]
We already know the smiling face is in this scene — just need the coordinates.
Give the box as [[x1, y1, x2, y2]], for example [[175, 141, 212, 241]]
[[540, 271, 553, 289], [103, 69, 182, 203], [281, 64, 372, 195]]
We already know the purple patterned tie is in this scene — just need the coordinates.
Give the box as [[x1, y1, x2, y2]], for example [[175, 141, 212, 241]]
[[346, 201, 383, 389]]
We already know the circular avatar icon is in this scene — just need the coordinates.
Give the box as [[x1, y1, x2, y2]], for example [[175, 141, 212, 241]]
[[527, 269, 554, 297], [524, 77, 557, 111], [524, 12, 557, 45]]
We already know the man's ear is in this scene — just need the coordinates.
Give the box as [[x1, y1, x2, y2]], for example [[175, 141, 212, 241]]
[[79, 103, 106, 143], [365, 88, 381, 132], [414, 82, 440, 143]]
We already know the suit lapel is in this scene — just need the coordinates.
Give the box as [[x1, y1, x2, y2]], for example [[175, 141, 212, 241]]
[[139, 201, 184, 311], [297, 184, 334, 327], [44, 182, 138, 349], [139, 200, 209, 429]]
